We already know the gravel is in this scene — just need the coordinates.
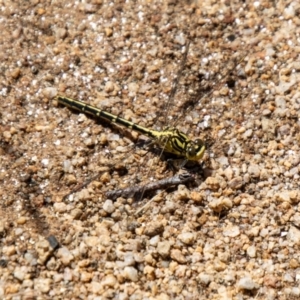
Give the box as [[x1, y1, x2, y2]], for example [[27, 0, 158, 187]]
[[1, 0, 300, 299]]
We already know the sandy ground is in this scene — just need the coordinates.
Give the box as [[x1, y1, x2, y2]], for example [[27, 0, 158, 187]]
[[1, 0, 300, 299]]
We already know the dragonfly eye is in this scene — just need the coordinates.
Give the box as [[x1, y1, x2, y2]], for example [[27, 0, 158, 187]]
[[187, 144, 196, 157], [186, 139, 206, 161], [194, 139, 205, 149]]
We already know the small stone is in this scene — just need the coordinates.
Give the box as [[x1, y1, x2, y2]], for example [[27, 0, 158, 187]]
[[143, 265, 155, 277], [264, 274, 278, 288], [53, 202, 68, 213], [224, 167, 233, 180], [55, 28, 67, 39], [170, 249, 186, 264], [209, 197, 233, 213], [157, 241, 171, 258], [205, 177, 220, 190], [16, 216, 27, 225], [47, 235, 60, 250], [35, 239, 52, 264], [198, 273, 213, 285], [124, 252, 135, 266], [144, 221, 164, 237], [248, 164, 260, 178], [178, 232, 195, 245], [90, 281, 102, 294], [291, 287, 300, 296], [123, 266, 138, 282], [238, 277, 258, 290], [42, 87, 57, 99], [223, 225, 240, 237], [24, 252, 36, 265], [70, 208, 83, 220], [105, 27, 113, 37], [190, 191, 203, 203], [81, 271, 92, 282], [214, 258, 227, 271], [128, 82, 139, 94], [57, 247, 74, 265], [2, 245, 16, 256], [228, 176, 243, 189], [283, 272, 294, 282], [247, 245, 256, 258], [287, 226, 300, 245], [34, 278, 51, 293], [101, 274, 117, 287], [84, 236, 100, 247], [290, 258, 299, 269], [11, 67, 21, 79], [3, 131, 11, 141], [103, 200, 115, 214], [174, 184, 190, 201], [277, 191, 291, 203], [14, 266, 28, 281], [14, 227, 23, 236], [105, 81, 115, 93]]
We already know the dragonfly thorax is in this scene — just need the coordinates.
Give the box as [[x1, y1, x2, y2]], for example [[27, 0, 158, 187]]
[[153, 127, 206, 161]]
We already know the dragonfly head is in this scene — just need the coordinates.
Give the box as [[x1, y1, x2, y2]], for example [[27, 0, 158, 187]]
[[186, 139, 206, 161]]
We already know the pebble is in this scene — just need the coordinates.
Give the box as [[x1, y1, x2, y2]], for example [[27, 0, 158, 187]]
[[198, 273, 213, 285], [144, 222, 164, 237], [13, 266, 28, 281], [277, 191, 291, 202], [34, 278, 51, 293], [157, 241, 171, 258], [209, 197, 233, 213], [2, 245, 16, 256], [80, 271, 92, 282], [205, 177, 220, 190], [57, 247, 74, 265], [84, 236, 100, 247], [247, 245, 257, 258], [90, 281, 102, 294], [223, 225, 240, 237], [101, 274, 117, 287], [228, 176, 243, 189], [55, 28, 68, 39], [53, 202, 68, 213], [248, 164, 261, 178], [237, 277, 258, 290], [103, 200, 116, 214], [287, 226, 300, 245], [178, 232, 195, 245], [42, 87, 57, 99], [170, 249, 186, 264], [122, 266, 138, 282]]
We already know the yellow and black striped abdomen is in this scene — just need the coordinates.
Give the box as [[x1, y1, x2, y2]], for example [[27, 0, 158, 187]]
[[56, 96, 156, 139]]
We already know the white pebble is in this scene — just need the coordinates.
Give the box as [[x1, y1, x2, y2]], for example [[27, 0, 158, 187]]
[[123, 266, 138, 282], [103, 200, 115, 214], [101, 274, 117, 287], [157, 241, 171, 258], [178, 232, 195, 245], [223, 225, 240, 237], [57, 247, 74, 265], [14, 266, 28, 281], [238, 277, 258, 290], [288, 226, 300, 246], [247, 245, 256, 258], [198, 273, 213, 285]]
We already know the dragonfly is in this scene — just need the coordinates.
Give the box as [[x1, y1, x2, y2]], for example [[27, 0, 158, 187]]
[[55, 95, 206, 163]]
